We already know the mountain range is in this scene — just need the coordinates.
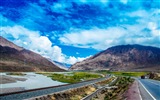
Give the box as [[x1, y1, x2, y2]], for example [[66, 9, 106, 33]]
[[1, 36, 160, 72], [70, 45, 160, 71], [0, 36, 64, 72]]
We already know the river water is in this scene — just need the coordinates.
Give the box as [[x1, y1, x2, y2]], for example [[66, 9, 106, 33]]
[[0, 72, 67, 90]]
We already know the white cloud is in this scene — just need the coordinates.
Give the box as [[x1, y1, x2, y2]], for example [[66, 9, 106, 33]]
[[59, 8, 160, 50], [148, 22, 157, 30], [50, 3, 70, 14], [1, 25, 87, 64], [66, 56, 78, 64], [75, 0, 109, 5], [52, 46, 65, 62], [66, 56, 90, 64], [30, 36, 52, 52], [1, 25, 40, 39], [128, 10, 149, 18], [1, 25, 49, 53], [59, 27, 127, 50], [59, 22, 159, 50], [120, 0, 128, 4], [51, 46, 89, 64]]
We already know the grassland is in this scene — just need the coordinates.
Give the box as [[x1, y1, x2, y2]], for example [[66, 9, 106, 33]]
[[6, 72, 26, 76], [37, 70, 148, 83], [96, 70, 148, 77], [96, 77, 116, 86], [37, 72, 102, 83]]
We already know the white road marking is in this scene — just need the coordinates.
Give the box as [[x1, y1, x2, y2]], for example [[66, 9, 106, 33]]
[[138, 80, 156, 100], [137, 81, 142, 100]]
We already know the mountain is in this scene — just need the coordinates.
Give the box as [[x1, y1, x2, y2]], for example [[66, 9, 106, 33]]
[[70, 45, 160, 71], [0, 36, 64, 72], [53, 61, 71, 70]]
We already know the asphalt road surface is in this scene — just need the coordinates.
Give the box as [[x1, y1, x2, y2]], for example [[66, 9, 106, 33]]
[[138, 78, 160, 100]]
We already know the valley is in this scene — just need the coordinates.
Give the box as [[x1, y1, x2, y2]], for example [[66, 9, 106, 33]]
[[0, 71, 159, 100], [0, 36, 160, 100]]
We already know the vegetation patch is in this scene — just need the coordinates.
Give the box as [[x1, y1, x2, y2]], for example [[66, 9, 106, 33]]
[[148, 72, 160, 81], [38, 72, 102, 83], [92, 76, 134, 100], [34, 85, 96, 100], [96, 70, 148, 77], [6, 72, 26, 76], [96, 77, 115, 86]]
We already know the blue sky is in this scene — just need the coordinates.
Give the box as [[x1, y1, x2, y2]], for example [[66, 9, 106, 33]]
[[0, 0, 160, 64]]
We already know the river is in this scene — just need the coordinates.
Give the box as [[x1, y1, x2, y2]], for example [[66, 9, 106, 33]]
[[0, 72, 67, 90]]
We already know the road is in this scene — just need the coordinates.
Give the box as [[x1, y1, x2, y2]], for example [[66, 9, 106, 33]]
[[138, 78, 160, 100], [0, 77, 109, 100]]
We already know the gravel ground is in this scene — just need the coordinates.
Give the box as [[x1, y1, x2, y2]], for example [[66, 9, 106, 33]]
[[124, 80, 142, 100], [0, 87, 25, 94], [0, 75, 27, 84]]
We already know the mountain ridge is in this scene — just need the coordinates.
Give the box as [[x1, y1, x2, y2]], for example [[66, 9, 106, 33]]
[[0, 36, 64, 72], [0, 36, 23, 51], [53, 61, 71, 70], [70, 44, 160, 71]]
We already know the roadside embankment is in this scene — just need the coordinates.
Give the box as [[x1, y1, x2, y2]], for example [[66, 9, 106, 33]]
[[91, 77, 134, 100], [123, 80, 142, 100], [28, 77, 115, 100]]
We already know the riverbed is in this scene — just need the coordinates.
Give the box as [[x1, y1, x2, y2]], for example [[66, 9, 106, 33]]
[[0, 72, 67, 94]]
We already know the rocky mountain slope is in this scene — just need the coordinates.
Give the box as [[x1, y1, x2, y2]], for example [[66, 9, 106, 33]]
[[53, 61, 71, 70], [70, 45, 160, 71], [0, 36, 64, 72]]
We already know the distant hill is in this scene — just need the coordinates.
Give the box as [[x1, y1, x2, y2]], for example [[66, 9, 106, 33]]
[[0, 36, 64, 72], [53, 61, 71, 70], [70, 45, 160, 71]]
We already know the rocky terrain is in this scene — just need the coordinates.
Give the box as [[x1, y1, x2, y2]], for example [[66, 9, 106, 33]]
[[70, 45, 160, 71], [0, 36, 64, 72], [0, 87, 26, 94], [0, 75, 27, 84]]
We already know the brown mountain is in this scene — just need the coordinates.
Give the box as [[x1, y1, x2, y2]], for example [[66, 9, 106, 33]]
[[70, 45, 160, 71], [0, 36, 64, 72]]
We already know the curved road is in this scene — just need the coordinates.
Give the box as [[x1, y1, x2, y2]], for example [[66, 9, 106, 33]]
[[138, 78, 160, 100], [0, 77, 109, 100]]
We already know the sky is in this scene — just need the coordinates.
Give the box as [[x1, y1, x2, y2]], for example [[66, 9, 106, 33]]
[[0, 0, 160, 64]]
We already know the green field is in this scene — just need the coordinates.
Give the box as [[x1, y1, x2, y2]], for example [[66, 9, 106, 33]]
[[96, 70, 148, 77], [37, 71, 149, 84], [38, 72, 102, 83], [6, 72, 26, 76]]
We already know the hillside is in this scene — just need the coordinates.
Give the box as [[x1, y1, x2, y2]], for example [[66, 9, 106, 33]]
[[70, 45, 160, 71], [0, 36, 64, 72], [53, 61, 71, 70]]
